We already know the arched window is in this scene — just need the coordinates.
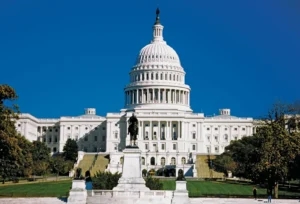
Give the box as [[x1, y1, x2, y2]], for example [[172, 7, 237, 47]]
[[150, 157, 155, 165], [151, 73, 154, 80], [142, 74, 144, 81], [120, 157, 124, 164], [146, 73, 149, 80], [142, 157, 145, 165], [156, 73, 158, 80], [181, 157, 186, 164], [171, 157, 176, 165], [161, 157, 165, 166], [224, 134, 228, 141], [53, 147, 57, 152], [161, 73, 163, 80]]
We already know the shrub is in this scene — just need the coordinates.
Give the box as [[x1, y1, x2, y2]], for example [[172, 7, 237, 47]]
[[92, 171, 122, 190], [145, 176, 163, 190], [142, 169, 147, 177]]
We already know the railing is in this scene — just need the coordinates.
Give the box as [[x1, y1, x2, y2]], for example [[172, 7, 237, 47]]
[[88, 190, 174, 198]]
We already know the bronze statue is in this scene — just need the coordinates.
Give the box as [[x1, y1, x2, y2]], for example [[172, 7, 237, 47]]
[[128, 113, 139, 146], [176, 169, 186, 181]]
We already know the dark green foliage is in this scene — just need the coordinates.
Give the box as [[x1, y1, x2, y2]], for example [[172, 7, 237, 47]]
[[145, 176, 163, 190], [31, 141, 50, 162], [142, 169, 147, 177], [51, 156, 73, 177], [63, 139, 78, 163], [213, 152, 237, 176], [92, 171, 122, 190]]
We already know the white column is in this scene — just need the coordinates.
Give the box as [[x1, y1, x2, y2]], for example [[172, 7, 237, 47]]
[[182, 121, 185, 140], [158, 88, 161, 103], [141, 121, 144, 139], [175, 90, 177, 104], [136, 89, 139, 104], [150, 121, 152, 140], [158, 121, 161, 140], [178, 121, 181, 139], [147, 89, 150, 103]]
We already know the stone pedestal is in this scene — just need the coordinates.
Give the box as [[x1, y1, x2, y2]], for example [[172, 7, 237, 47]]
[[172, 181, 190, 204], [113, 147, 150, 191], [67, 180, 87, 204]]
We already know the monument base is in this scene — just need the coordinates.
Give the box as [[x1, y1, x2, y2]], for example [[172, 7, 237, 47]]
[[113, 147, 150, 191], [172, 181, 190, 204], [67, 180, 87, 204]]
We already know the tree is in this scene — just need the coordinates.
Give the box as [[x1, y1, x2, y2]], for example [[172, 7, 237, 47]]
[[33, 161, 49, 178], [63, 139, 78, 163], [31, 141, 50, 162], [145, 176, 163, 190], [0, 84, 33, 183], [213, 152, 237, 176], [51, 156, 73, 179], [92, 171, 122, 190]]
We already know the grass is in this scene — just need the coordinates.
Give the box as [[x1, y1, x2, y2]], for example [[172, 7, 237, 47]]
[[160, 180, 300, 198], [0, 179, 299, 199], [0, 180, 72, 198]]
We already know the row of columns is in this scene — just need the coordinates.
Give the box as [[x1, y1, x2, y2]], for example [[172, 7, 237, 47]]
[[131, 72, 184, 83], [125, 89, 190, 106], [127, 120, 183, 141]]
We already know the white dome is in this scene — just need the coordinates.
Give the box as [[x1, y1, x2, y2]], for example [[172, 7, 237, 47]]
[[135, 42, 181, 66]]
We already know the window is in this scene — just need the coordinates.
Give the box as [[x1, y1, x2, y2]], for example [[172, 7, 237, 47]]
[[84, 136, 88, 141], [215, 136, 218, 142], [161, 157, 165, 166], [207, 136, 210, 141], [68, 127, 70, 130], [145, 144, 148, 150], [207, 127, 210, 131], [85, 127, 88, 130], [153, 144, 157, 151], [142, 157, 145, 165], [43, 137, 46, 142], [102, 136, 105, 141], [161, 143, 165, 150], [225, 128, 227, 131], [150, 157, 155, 165], [171, 157, 176, 165], [193, 124, 196, 127], [224, 134, 228, 141], [102, 127, 106, 130], [115, 132, 118, 139], [114, 144, 118, 150], [54, 136, 58, 143], [207, 147, 211, 153], [234, 136, 238, 140], [67, 134, 71, 139], [53, 147, 57, 153], [75, 135, 78, 141], [192, 133, 196, 139], [173, 124, 176, 127], [173, 144, 177, 150], [49, 128, 52, 132], [215, 146, 219, 153], [84, 147, 88, 152], [215, 128, 218, 131], [181, 157, 186, 164], [18, 124, 21, 127], [94, 136, 97, 141], [75, 127, 79, 130], [192, 144, 196, 151], [161, 132, 165, 140], [242, 128, 245, 131], [95, 127, 98, 130], [234, 128, 237, 131], [55, 128, 58, 132], [173, 132, 177, 140], [162, 124, 165, 127], [115, 123, 118, 127], [153, 124, 157, 127], [93, 147, 97, 152], [145, 124, 149, 127]]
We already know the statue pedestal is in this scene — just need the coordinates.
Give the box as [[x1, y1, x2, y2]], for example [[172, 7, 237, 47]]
[[113, 147, 150, 191], [172, 181, 190, 204], [67, 180, 87, 204]]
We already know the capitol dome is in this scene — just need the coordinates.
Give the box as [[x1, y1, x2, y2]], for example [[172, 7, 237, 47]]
[[124, 8, 192, 112], [135, 41, 181, 67]]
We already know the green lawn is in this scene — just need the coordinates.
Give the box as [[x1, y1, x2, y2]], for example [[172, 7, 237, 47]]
[[0, 179, 299, 199], [161, 180, 300, 198], [0, 180, 72, 197]]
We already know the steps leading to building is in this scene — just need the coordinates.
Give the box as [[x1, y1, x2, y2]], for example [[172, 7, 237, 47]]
[[196, 155, 224, 178], [77, 154, 109, 176]]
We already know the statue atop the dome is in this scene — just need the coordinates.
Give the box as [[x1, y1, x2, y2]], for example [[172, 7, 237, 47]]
[[127, 113, 139, 147], [155, 7, 160, 25]]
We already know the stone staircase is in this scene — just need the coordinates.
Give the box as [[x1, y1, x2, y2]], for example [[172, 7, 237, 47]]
[[196, 155, 224, 178], [77, 154, 109, 176]]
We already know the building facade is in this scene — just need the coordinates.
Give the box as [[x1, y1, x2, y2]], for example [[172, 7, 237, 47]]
[[15, 10, 256, 176]]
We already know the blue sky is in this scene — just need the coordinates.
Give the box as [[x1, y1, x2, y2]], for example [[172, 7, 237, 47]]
[[0, 0, 299, 119]]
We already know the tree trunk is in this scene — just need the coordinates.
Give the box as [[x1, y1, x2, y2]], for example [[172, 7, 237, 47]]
[[274, 183, 279, 199]]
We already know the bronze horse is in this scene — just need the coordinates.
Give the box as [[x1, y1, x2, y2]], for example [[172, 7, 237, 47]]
[[128, 113, 138, 146]]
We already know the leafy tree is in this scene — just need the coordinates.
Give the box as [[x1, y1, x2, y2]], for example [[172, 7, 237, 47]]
[[145, 176, 163, 190], [51, 156, 73, 179], [33, 161, 49, 177], [213, 152, 237, 176], [0, 84, 33, 183], [31, 141, 50, 161], [92, 171, 122, 190], [63, 139, 78, 163]]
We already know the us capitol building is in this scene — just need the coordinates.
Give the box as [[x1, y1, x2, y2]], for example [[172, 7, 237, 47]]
[[15, 10, 257, 176]]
